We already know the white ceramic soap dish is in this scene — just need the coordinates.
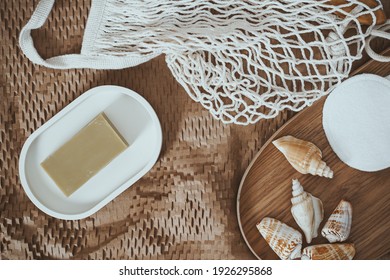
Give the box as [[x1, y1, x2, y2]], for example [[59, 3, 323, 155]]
[[19, 85, 162, 220]]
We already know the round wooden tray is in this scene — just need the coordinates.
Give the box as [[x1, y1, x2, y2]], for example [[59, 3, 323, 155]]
[[236, 53, 390, 260]]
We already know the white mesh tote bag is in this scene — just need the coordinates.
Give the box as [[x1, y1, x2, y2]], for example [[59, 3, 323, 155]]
[[20, 0, 390, 124]]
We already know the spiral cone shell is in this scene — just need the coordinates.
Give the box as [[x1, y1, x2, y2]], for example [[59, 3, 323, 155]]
[[291, 179, 324, 243], [301, 243, 355, 260], [257, 217, 302, 260], [273, 135, 333, 178], [322, 199, 352, 243]]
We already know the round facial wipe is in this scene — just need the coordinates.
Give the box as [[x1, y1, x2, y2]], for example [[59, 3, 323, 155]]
[[323, 74, 390, 172]]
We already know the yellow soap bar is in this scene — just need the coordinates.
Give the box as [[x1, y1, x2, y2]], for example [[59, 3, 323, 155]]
[[41, 113, 128, 197]]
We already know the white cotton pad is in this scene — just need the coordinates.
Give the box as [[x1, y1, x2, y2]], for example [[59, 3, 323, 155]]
[[323, 74, 390, 172]]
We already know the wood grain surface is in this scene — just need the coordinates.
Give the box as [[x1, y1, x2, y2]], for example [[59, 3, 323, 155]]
[[237, 48, 390, 260]]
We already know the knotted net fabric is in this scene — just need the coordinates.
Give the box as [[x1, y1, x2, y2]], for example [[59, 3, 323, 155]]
[[84, 0, 381, 124], [21, 0, 383, 124]]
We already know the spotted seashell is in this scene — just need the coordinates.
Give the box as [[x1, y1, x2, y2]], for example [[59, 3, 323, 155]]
[[257, 217, 302, 260], [322, 199, 352, 243], [302, 243, 355, 260]]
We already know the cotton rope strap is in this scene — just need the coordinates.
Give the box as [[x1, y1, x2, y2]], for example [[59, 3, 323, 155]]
[[19, 0, 159, 69], [365, 19, 390, 62], [19, 0, 389, 125]]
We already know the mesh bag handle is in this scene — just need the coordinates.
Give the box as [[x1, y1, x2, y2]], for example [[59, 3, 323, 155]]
[[366, 19, 390, 62], [19, 0, 158, 69]]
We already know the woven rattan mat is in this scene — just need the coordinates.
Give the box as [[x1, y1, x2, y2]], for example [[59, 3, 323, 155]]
[[1, 1, 389, 260]]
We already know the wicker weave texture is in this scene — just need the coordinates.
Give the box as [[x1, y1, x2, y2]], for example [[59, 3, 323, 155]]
[[1, 0, 389, 259]]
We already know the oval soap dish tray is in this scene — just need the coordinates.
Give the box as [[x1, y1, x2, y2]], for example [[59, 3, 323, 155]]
[[19, 85, 162, 220]]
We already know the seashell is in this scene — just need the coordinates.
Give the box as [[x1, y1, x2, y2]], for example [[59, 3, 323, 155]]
[[257, 217, 302, 260], [273, 135, 333, 178], [322, 199, 352, 243], [291, 179, 324, 244], [301, 243, 355, 260]]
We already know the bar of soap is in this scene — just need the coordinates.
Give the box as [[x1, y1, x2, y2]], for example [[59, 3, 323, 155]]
[[41, 113, 128, 197]]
